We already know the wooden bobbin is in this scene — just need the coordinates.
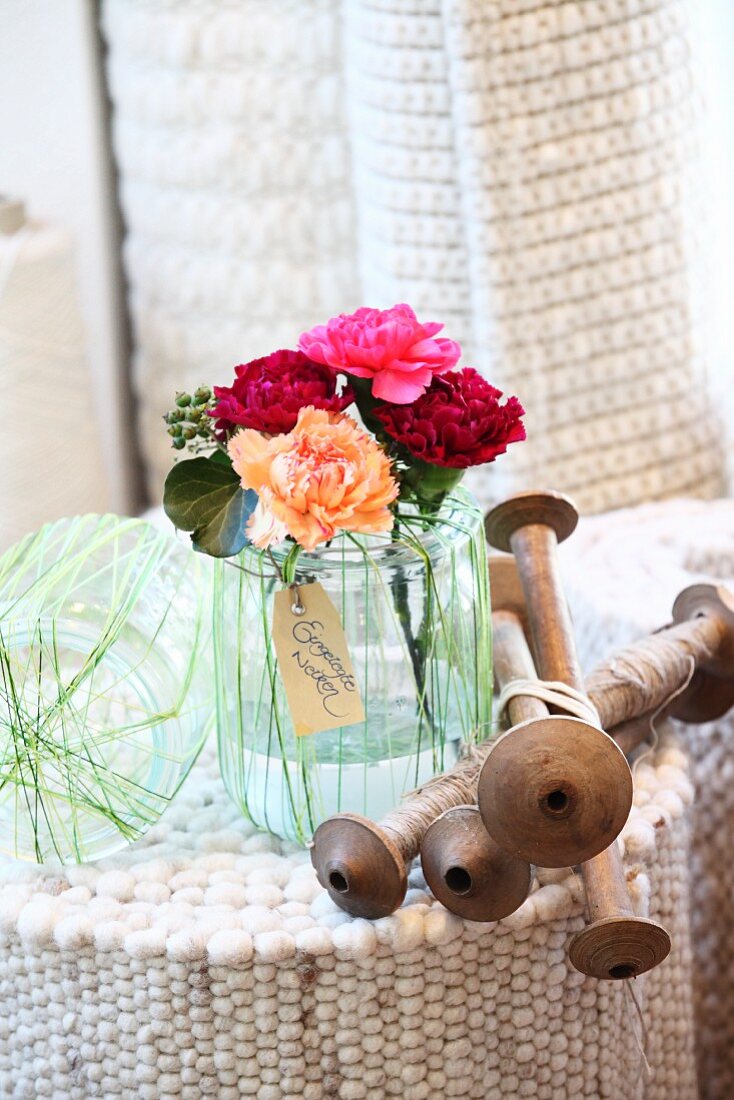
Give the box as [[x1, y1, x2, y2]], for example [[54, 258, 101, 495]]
[[669, 584, 734, 723], [583, 581, 734, 728], [420, 805, 531, 922], [480, 512, 633, 867], [418, 576, 538, 921], [567, 862, 671, 982], [487, 554, 528, 629], [311, 814, 407, 919], [486, 492, 670, 979], [478, 715, 632, 867], [425, 605, 660, 924]]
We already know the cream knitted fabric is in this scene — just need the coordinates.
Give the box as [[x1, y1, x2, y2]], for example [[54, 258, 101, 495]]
[[562, 497, 734, 1100], [100, 0, 359, 499], [102, 0, 726, 511], [345, 0, 725, 511], [0, 730, 694, 1099]]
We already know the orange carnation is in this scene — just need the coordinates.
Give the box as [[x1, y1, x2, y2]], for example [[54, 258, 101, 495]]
[[228, 406, 399, 551]]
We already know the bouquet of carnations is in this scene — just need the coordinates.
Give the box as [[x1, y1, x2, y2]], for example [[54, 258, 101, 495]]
[[162, 303, 525, 561]]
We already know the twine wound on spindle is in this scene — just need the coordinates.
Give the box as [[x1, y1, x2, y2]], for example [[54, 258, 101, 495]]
[[496, 678, 601, 727], [379, 741, 488, 863], [587, 634, 699, 728], [587, 584, 734, 727]]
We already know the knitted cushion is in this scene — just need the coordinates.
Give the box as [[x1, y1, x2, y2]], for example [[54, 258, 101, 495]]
[[102, 0, 726, 510], [345, 0, 725, 511], [100, 0, 359, 499], [0, 729, 695, 1100]]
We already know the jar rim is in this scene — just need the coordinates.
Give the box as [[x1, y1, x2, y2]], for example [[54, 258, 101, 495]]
[[241, 487, 483, 575]]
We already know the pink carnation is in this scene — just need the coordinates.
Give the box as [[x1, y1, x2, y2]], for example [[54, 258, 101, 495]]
[[299, 304, 461, 404]]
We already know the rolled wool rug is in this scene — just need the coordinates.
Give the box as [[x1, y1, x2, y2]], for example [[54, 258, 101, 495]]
[[0, 217, 108, 550]]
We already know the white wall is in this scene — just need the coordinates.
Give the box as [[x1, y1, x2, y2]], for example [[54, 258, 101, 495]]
[[692, 0, 734, 486], [0, 0, 137, 512]]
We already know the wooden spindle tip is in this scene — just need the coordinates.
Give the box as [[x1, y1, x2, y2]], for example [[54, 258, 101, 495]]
[[310, 814, 407, 919], [671, 583, 734, 676], [671, 669, 734, 724], [488, 555, 527, 621], [421, 806, 531, 922], [670, 584, 734, 722], [568, 916, 671, 980], [477, 717, 633, 868], [485, 491, 579, 553]]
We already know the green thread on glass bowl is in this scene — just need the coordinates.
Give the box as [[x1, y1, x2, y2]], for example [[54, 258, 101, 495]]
[[0, 514, 214, 864]]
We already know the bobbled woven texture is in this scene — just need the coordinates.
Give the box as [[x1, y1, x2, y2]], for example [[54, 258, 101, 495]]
[[0, 225, 108, 550], [562, 497, 734, 1100], [102, 0, 726, 511], [100, 0, 359, 499], [345, 0, 725, 511], [0, 724, 695, 1099]]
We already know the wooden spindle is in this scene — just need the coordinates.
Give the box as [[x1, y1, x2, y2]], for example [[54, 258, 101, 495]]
[[418, 567, 543, 921], [420, 805, 531, 922], [485, 492, 670, 980], [422, 613, 667, 922], [586, 583, 734, 726], [311, 744, 489, 918], [481, 500, 633, 868]]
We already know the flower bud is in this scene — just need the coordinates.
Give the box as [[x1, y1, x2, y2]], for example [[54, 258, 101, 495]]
[[182, 426, 197, 440], [167, 408, 185, 424], [172, 437, 186, 450], [194, 386, 211, 404], [175, 392, 192, 408], [188, 407, 203, 422]]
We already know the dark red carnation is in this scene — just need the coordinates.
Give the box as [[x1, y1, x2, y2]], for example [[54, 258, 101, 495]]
[[209, 349, 354, 437], [373, 368, 525, 469]]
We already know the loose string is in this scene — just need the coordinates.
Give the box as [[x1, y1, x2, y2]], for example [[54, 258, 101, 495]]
[[630, 655, 695, 778], [496, 677, 602, 727], [624, 979, 652, 1079]]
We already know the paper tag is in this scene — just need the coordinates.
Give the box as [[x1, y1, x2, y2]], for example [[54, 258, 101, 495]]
[[272, 582, 365, 737]]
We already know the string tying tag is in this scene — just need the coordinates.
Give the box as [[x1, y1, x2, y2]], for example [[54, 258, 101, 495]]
[[496, 677, 602, 727], [290, 583, 305, 616]]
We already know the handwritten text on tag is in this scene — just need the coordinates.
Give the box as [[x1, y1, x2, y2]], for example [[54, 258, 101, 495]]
[[272, 582, 365, 737]]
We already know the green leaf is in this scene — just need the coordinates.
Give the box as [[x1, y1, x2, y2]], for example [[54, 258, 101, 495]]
[[207, 447, 233, 468], [163, 456, 256, 558]]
